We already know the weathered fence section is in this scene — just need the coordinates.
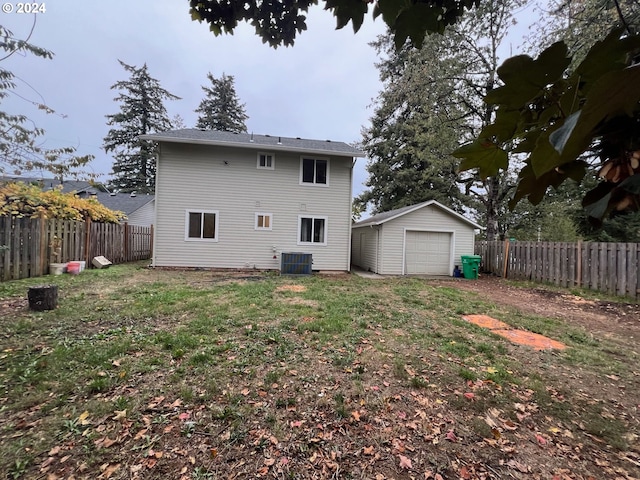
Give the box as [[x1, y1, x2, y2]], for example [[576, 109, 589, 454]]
[[0, 217, 153, 282], [476, 241, 640, 300]]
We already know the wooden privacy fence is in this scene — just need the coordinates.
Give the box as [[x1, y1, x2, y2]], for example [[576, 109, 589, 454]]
[[0, 217, 153, 282], [475, 241, 640, 300]]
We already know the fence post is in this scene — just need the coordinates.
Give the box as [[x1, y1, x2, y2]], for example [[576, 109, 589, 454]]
[[576, 240, 582, 288], [502, 239, 510, 278], [149, 224, 154, 261], [39, 215, 46, 276], [84, 217, 92, 265], [124, 222, 130, 262]]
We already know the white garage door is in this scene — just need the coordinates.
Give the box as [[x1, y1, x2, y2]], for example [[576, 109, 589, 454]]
[[405, 231, 452, 275]]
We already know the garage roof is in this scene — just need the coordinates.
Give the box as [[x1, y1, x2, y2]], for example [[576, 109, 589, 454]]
[[353, 200, 483, 229]]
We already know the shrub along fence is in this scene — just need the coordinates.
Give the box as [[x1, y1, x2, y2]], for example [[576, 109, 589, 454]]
[[475, 240, 640, 300], [0, 217, 153, 281]]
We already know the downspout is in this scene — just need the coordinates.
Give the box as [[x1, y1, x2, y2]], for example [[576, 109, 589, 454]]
[[376, 225, 380, 274], [347, 158, 355, 272], [151, 145, 160, 267]]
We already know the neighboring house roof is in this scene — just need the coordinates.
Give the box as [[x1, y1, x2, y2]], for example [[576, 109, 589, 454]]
[[94, 192, 154, 216], [140, 129, 366, 158], [0, 176, 107, 195], [353, 200, 483, 230]]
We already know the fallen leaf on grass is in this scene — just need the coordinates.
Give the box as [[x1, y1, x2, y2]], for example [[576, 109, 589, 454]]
[[351, 410, 361, 421], [78, 410, 91, 425], [398, 454, 412, 470], [363, 445, 375, 455], [445, 430, 457, 442], [424, 472, 444, 480], [459, 466, 472, 479], [98, 463, 120, 479], [507, 459, 530, 473], [112, 410, 127, 422], [463, 392, 475, 400], [95, 437, 117, 449], [535, 434, 547, 446]]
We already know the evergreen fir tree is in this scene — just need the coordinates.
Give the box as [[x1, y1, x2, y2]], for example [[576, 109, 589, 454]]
[[195, 73, 248, 132], [357, 0, 527, 240], [103, 61, 179, 194]]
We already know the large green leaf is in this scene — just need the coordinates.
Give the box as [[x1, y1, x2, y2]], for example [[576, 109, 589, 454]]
[[479, 109, 520, 143], [575, 29, 640, 87], [529, 129, 563, 178], [510, 160, 586, 208], [374, 0, 410, 25], [485, 42, 570, 109], [453, 139, 508, 178], [325, 0, 368, 31], [393, 3, 444, 48], [556, 65, 640, 163]]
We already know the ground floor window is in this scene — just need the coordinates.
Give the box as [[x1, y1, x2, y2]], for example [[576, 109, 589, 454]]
[[298, 215, 327, 245], [185, 210, 218, 241]]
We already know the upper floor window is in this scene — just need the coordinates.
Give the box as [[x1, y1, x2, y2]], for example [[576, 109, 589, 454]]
[[185, 210, 218, 241], [257, 152, 274, 170], [301, 157, 328, 185]]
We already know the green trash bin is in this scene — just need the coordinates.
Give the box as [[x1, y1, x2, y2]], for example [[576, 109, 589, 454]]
[[461, 255, 481, 279]]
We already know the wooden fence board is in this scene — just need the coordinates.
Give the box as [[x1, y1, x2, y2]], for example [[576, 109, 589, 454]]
[[476, 240, 640, 300], [0, 217, 152, 282]]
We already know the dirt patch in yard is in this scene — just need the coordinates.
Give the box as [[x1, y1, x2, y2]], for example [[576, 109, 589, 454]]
[[433, 275, 640, 341]]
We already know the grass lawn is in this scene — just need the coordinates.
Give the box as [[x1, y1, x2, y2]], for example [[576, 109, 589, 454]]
[[1, 262, 638, 479]]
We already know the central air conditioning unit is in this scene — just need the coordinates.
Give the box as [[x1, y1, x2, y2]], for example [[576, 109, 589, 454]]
[[280, 252, 312, 275]]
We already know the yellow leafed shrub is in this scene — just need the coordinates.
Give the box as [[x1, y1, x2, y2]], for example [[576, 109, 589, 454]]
[[0, 182, 126, 223]]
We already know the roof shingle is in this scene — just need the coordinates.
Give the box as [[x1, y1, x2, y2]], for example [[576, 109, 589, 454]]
[[140, 129, 365, 157]]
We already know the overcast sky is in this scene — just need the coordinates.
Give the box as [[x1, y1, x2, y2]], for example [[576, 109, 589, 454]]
[[2, 0, 386, 196]]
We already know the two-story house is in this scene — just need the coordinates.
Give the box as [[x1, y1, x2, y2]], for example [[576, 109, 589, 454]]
[[141, 129, 365, 272]]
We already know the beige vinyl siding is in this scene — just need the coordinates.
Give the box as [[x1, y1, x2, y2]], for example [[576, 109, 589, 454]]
[[382, 206, 474, 275], [153, 143, 352, 271], [126, 200, 155, 227], [351, 228, 379, 272], [370, 206, 475, 275]]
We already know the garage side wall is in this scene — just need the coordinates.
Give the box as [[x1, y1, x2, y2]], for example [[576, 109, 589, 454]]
[[351, 226, 379, 272], [380, 206, 475, 275]]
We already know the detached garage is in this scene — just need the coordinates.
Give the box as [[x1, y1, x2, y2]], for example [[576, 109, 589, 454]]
[[351, 200, 482, 276]]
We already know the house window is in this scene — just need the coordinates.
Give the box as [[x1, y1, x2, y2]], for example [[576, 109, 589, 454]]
[[185, 210, 218, 241], [255, 213, 273, 230], [298, 215, 327, 245], [257, 152, 274, 170], [300, 157, 328, 185]]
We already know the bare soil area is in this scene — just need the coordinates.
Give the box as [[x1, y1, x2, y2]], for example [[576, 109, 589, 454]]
[[435, 275, 640, 341]]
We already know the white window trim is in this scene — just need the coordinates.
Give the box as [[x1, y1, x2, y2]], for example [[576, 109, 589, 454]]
[[184, 209, 219, 242], [254, 212, 273, 231], [257, 152, 275, 170], [299, 156, 330, 186], [297, 215, 328, 246]]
